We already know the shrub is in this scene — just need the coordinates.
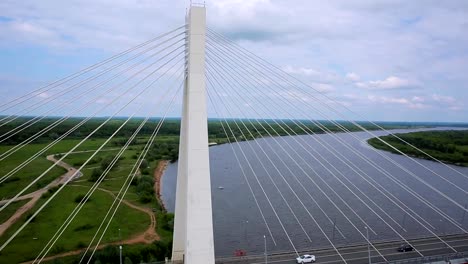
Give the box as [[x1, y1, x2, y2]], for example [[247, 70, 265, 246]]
[[74, 194, 89, 204], [4, 176, 20, 183], [140, 168, 150, 175], [74, 224, 94, 231], [139, 192, 153, 203], [50, 245, 65, 254], [73, 161, 84, 166], [76, 241, 87, 249], [160, 213, 174, 231], [89, 168, 103, 182], [26, 213, 36, 222], [139, 159, 148, 169]]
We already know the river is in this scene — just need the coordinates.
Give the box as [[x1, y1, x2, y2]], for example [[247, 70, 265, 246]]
[[161, 127, 468, 257]]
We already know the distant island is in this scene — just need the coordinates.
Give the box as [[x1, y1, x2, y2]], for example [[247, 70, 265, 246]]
[[368, 130, 468, 167]]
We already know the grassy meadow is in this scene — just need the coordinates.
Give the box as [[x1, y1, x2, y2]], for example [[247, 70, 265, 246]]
[[0, 133, 176, 263]]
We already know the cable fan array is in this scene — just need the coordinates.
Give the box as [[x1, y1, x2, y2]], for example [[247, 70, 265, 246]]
[[0, 24, 466, 264]]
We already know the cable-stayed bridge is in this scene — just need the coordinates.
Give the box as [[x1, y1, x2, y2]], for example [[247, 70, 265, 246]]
[[1, 4, 468, 264]]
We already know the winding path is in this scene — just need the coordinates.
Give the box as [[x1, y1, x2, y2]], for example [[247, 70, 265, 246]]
[[0, 155, 83, 236], [0, 154, 161, 264], [22, 184, 161, 264]]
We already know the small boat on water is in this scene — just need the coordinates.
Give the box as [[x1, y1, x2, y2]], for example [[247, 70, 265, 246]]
[[218, 186, 224, 190]]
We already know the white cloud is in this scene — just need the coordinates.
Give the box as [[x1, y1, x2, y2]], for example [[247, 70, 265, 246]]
[[282, 65, 340, 83], [346, 72, 360, 82], [367, 95, 428, 109], [431, 94, 456, 104], [365, 93, 464, 111], [411, 96, 425, 103], [311, 83, 334, 93], [283, 65, 322, 77], [37, 92, 50, 98], [431, 94, 463, 111], [356, 76, 415, 90]]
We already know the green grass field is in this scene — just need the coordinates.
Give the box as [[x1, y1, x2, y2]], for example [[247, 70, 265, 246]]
[[0, 199, 29, 224], [0, 185, 150, 263], [0, 135, 173, 263]]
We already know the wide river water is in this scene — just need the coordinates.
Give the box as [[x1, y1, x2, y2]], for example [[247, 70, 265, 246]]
[[161, 127, 468, 257]]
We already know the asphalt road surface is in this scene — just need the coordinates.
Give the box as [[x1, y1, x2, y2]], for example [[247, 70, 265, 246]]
[[216, 234, 468, 264]]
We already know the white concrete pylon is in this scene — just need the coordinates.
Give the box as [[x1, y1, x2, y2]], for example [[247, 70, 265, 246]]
[[172, 5, 215, 264]]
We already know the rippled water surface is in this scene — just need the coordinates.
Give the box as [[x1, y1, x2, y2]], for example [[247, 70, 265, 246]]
[[162, 127, 468, 257]]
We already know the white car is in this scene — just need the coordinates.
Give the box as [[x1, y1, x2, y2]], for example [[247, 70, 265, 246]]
[[296, 254, 316, 263]]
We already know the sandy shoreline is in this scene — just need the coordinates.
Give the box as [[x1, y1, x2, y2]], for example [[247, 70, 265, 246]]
[[153, 160, 169, 211]]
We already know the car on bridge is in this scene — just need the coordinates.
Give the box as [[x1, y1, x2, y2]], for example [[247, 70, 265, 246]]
[[296, 254, 316, 263], [397, 244, 414, 252]]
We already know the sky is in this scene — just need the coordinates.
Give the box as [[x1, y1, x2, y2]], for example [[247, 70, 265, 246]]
[[0, 0, 467, 122]]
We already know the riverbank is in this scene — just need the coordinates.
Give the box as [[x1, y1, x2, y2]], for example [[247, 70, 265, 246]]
[[153, 160, 169, 211], [367, 130, 468, 167]]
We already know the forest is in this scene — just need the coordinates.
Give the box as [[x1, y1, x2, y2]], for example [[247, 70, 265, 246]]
[[368, 130, 468, 166], [0, 116, 429, 146]]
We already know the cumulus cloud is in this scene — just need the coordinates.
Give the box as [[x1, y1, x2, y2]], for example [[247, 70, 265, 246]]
[[37, 92, 50, 98], [283, 65, 321, 76], [431, 94, 456, 104], [367, 95, 427, 109], [311, 83, 334, 93], [346, 72, 360, 82], [411, 96, 425, 103], [356, 76, 415, 90], [0, 19, 67, 48], [365, 93, 463, 111], [282, 65, 340, 83], [431, 94, 463, 111]]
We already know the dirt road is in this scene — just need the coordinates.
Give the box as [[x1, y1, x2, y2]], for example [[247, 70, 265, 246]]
[[0, 155, 83, 236]]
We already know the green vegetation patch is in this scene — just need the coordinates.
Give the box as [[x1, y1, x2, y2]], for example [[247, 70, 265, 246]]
[[0, 144, 67, 199], [368, 130, 468, 166], [0, 199, 30, 224], [0, 186, 150, 263], [41, 241, 172, 264]]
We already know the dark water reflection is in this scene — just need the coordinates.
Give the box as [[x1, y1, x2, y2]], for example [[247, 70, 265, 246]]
[[162, 127, 468, 257]]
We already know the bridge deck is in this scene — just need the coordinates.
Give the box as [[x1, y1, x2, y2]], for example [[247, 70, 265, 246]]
[[215, 234, 468, 264]]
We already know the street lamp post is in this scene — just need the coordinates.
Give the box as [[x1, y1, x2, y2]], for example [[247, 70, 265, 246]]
[[365, 226, 371, 264], [119, 228, 122, 264], [264, 235, 267, 264], [119, 245, 123, 264]]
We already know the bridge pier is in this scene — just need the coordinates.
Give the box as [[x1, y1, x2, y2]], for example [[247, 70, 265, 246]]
[[172, 5, 215, 264]]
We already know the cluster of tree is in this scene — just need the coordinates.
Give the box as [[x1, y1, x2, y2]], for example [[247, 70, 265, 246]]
[[368, 130, 468, 166], [159, 213, 174, 232], [132, 175, 154, 203], [146, 139, 179, 163], [88, 155, 122, 182]]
